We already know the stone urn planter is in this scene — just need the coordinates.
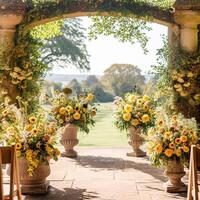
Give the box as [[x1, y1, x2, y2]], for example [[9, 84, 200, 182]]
[[126, 126, 146, 157], [18, 158, 51, 195], [60, 123, 79, 158], [164, 160, 187, 193]]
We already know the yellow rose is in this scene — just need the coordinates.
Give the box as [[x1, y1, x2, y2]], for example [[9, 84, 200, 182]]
[[141, 114, 150, 123], [155, 144, 163, 154], [124, 104, 132, 113], [73, 112, 81, 120], [123, 113, 131, 121], [175, 149, 182, 157], [180, 135, 187, 143], [165, 149, 174, 157], [59, 107, 66, 115], [131, 119, 139, 126], [183, 146, 189, 153]]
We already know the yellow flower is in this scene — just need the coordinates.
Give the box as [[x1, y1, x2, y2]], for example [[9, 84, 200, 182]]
[[24, 124, 33, 132], [73, 112, 81, 120], [86, 93, 94, 101], [16, 143, 22, 150], [165, 149, 174, 157], [45, 145, 52, 154], [141, 114, 150, 123], [36, 142, 41, 149], [143, 95, 150, 101], [187, 72, 194, 78], [172, 115, 177, 121], [175, 149, 182, 157], [155, 144, 163, 154], [128, 94, 136, 102], [59, 119, 64, 124], [16, 150, 21, 157], [183, 146, 189, 153], [169, 142, 175, 149], [29, 116, 36, 124], [91, 110, 96, 116], [177, 77, 184, 83], [131, 119, 139, 126], [31, 128, 38, 135], [180, 135, 187, 143], [157, 119, 164, 126], [164, 131, 172, 139], [123, 113, 131, 121], [66, 106, 74, 113], [2, 110, 8, 116], [183, 82, 191, 88], [59, 107, 66, 115], [124, 104, 132, 113], [175, 138, 181, 145]]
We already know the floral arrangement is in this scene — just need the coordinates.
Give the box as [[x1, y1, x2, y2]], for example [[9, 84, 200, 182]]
[[113, 93, 155, 132], [146, 113, 199, 167], [2, 105, 60, 176], [51, 89, 96, 134]]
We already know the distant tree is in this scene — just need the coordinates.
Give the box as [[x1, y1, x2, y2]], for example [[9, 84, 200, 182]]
[[41, 18, 90, 71], [84, 75, 99, 87], [43, 80, 62, 97], [67, 79, 82, 95], [93, 86, 114, 102], [101, 64, 145, 97]]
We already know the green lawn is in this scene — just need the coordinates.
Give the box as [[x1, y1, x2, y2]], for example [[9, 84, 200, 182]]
[[78, 103, 129, 147]]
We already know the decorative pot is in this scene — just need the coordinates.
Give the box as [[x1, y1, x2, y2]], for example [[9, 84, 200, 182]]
[[126, 126, 146, 157], [60, 123, 79, 158], [164, 160, 187, 193], [18, 158, 51, 195]]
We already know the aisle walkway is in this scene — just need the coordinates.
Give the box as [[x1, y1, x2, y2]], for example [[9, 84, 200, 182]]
[[25, 147, 187, 200]]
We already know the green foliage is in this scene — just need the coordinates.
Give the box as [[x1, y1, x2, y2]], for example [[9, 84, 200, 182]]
[[89, 16, 151, 53]]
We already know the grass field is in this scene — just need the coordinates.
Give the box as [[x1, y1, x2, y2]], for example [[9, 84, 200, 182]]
[[78, 103, 129, 147]]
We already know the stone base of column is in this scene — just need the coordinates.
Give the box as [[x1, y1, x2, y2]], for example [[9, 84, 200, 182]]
[[163, 181, 187, 193], [126, 149, 146, 157], [61, 149, 78, 158]]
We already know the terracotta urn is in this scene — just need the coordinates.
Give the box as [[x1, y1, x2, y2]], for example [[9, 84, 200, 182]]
[[18, 158, 50, 195], [164, 159, 187, 193], [126, 126, 146, 157], [60, 123, 79, 158]]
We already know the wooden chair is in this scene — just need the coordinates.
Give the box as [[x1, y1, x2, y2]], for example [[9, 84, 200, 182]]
[[187, 145, 200, 200], [0, 145, 22, 200]]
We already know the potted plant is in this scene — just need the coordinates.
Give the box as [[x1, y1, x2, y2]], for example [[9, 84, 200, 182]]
[[145, 113, 199, 193], [51, 88, 96, 158], [113, 93, 155, 157], [2, 105, 60, 195]]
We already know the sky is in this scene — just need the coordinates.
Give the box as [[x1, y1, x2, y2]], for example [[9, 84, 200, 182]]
[[50, 17, 168, 75]]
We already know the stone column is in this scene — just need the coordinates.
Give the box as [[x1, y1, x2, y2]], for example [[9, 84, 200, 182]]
[[174, 10, 200, 53], [0, 0, 25, 103]]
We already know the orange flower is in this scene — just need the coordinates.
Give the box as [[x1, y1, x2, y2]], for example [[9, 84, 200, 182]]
[[180, 135, 187, 143], [165, 149, 174, 157], [169, 142, 175, 149], [155, 144, 163, 154]]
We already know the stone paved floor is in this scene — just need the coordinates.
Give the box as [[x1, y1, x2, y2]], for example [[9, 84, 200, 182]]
[[5, 147, 187, 200]]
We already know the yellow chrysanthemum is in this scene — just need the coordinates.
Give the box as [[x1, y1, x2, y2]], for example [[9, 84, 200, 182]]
[[165, 149, 174, 157], [155, 144, 163, 154], [73, 112, 81, 120], [123, 113, 131, 122], [131, 119, 139, 126], [124, 104, 132, 113], [141, 114, 150, 123], [180, 135, 187, 143]]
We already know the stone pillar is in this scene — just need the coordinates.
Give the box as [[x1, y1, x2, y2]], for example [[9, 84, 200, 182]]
[[0, 0, 25, 103], [174, 10, 200, 53]]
